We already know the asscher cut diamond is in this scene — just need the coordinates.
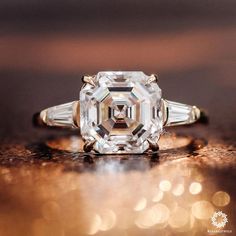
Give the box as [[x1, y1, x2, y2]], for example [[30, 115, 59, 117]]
[[80, 71, 163, 154]]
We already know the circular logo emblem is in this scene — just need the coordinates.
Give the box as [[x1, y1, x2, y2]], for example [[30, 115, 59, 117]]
[[211, 211, 228, 228]]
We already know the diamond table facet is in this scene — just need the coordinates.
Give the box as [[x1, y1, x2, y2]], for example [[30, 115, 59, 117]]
[[80, 71, 163, 154]]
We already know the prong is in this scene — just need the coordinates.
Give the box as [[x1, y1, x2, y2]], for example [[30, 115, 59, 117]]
[[82, 75, 96, 86], [83, 140, 96, 152], [147, 139, 159, 152], [147, 74, 159, 84]]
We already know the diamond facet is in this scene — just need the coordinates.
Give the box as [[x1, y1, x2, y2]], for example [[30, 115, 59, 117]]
[[80, 71, 163, 154]]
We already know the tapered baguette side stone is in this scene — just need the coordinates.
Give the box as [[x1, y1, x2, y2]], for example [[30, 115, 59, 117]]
[[40, 101, 79, 128], [164, 100, 200, 126]]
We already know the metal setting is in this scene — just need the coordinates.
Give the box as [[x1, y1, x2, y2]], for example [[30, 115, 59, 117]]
[[147, 139, 159, 152], [35, 71, 204, 154], [146, 74, 159, 84], [82, 75, 96, 87], [83, 140, 96, 152]]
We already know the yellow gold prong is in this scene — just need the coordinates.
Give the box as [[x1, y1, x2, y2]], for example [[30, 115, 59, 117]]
[[147, 139, 159, 152], [82, 75, 96, 86], [83, 140, 96, 152], [147, 74, 159, 84]]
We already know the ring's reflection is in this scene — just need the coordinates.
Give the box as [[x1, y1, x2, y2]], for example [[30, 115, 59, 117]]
[[30, 133, 207, 173], [26, 133, 208, 174], [45, 133, 207, 160], [46, 133, 200, 153]]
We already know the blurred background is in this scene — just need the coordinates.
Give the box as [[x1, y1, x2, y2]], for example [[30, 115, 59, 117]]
[[0, 1, 235, 236]]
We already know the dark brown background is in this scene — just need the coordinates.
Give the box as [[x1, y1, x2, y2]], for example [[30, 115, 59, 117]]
[[0, 1, 235, 236]]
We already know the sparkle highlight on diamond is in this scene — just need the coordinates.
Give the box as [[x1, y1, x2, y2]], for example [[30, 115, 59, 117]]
[[80, 71, 163, 154]]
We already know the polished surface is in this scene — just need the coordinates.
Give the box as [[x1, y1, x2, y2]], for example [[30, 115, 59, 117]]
[[0, 1, 236, 235], [80, 71, 162, 154], [0, 134, 235, 235]]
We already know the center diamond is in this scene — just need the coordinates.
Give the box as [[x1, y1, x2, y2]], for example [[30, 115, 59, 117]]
[[80, 71, 163, 154]]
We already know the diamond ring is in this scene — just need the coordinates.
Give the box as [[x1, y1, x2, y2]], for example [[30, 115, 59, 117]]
[[34, 71, 204, 154]]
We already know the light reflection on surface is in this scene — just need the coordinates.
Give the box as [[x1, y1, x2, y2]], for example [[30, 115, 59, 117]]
[[46, 134, 191, 153], [0, 135, 235, 236]]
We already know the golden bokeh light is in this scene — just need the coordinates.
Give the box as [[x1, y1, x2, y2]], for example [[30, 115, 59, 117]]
[[133, 197, 147, 211], [152, 204, 170, 224], [135, 203, 170, 229], [135, 208, 158, 229], [212, 191, 230, 207], [191, 200, 214, 220], [87, 213, 102, 235], [99, 209, 116, 231], [168, 206, 189, 228], [152, 188, 164, 202], [189, 182, 202, 195], [172, 183, 185, 196], [0, 142, 234, 236], [159, 180, 172, 192]]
